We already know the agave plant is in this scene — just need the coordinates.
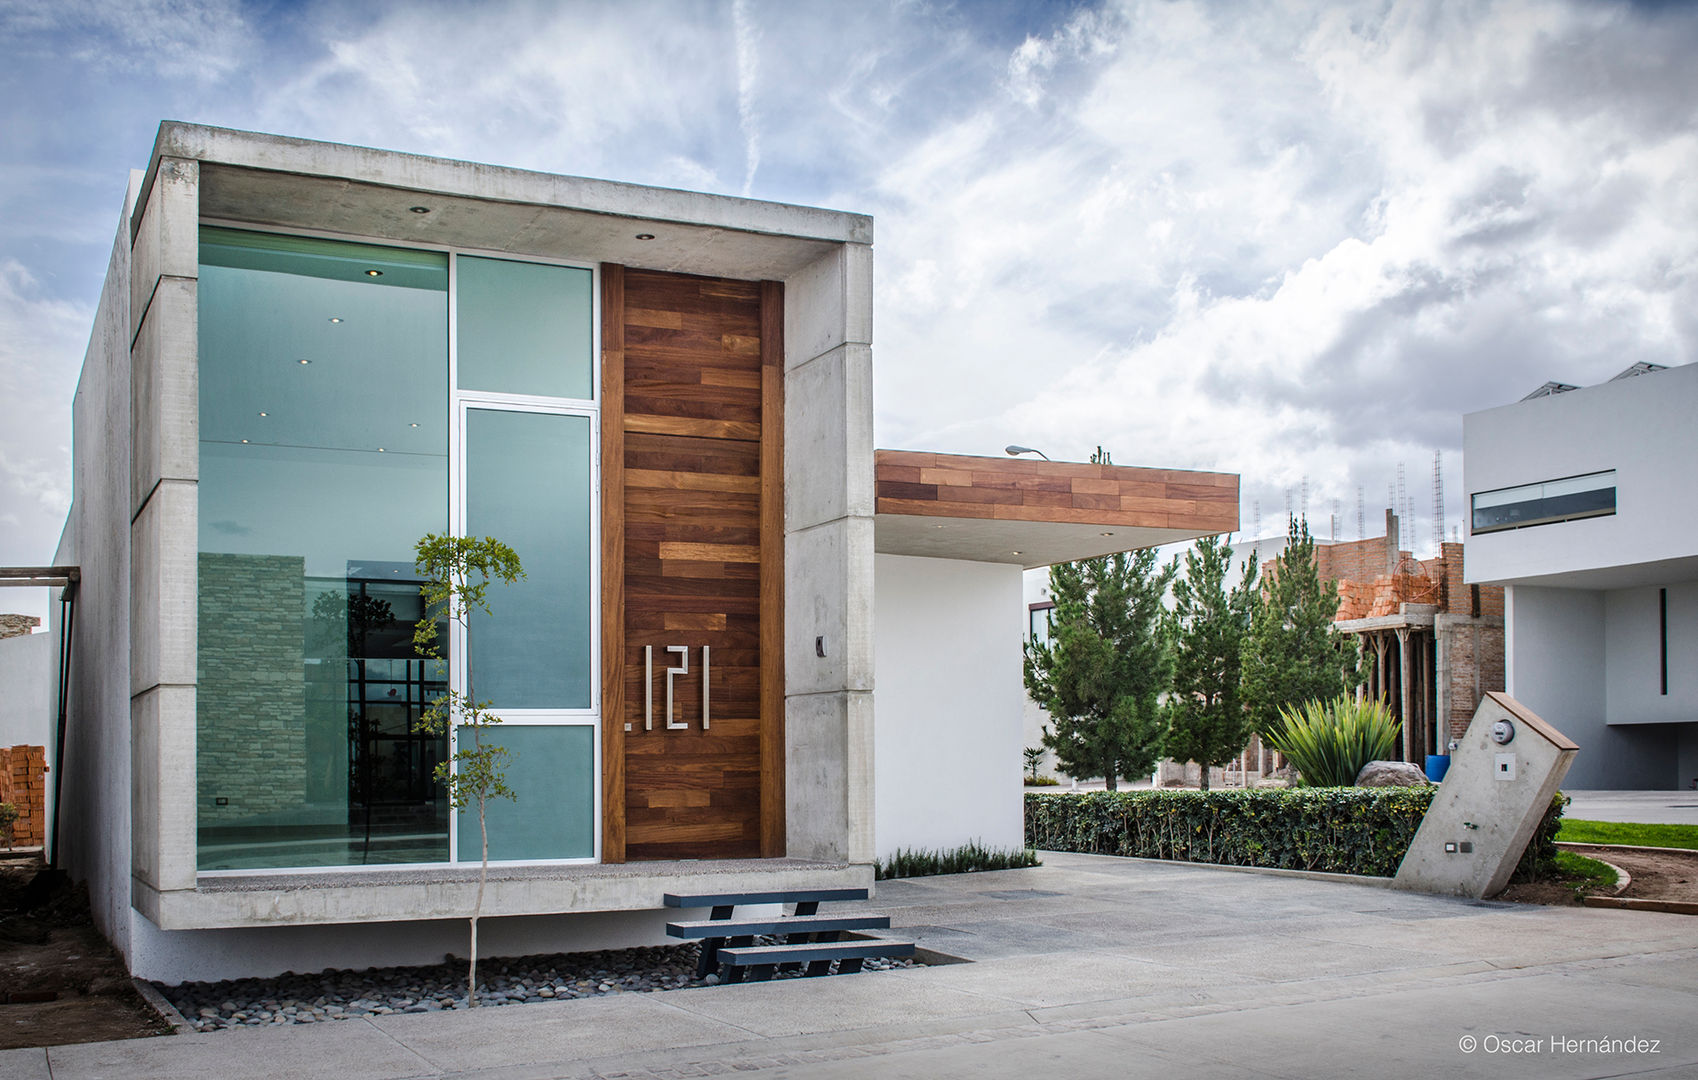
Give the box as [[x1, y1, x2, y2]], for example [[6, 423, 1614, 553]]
[[1264, 695, 1401, 787]]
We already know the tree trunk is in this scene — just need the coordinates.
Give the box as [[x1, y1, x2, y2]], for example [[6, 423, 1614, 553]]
[[1198, 763, 1211, 792], [1105, 770, 1118, 791], [470, 788, 487, 1007]]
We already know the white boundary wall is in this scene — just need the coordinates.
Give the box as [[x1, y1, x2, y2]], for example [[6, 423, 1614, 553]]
[[873, 554, 1024, 857]]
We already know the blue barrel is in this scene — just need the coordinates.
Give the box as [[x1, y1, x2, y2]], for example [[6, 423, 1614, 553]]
[[1425, 754, 1451, 782]]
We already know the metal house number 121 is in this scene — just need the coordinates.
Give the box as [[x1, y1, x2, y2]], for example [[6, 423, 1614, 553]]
[[628, 645, 710, 732]]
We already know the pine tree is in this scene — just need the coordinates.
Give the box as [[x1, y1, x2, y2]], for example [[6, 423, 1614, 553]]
[[1162, 533, 1258, 791], [1024, 546, 1175, 790], [1240, 517, 1368, 737]]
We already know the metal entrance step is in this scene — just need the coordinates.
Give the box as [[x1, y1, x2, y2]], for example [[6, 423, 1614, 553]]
[[663, 888, 913, 983]]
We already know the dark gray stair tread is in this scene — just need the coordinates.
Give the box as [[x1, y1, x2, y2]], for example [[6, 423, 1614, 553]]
[[666, 913, 890, 938], [717, 940, 914, 966], [663, 888, 868, 908]]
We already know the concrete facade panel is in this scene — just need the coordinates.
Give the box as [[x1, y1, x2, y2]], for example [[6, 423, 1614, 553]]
[[128, 480, 197, 696], [128, 157, 198, 343], [130, 276, 198, 517], [784, 344, 874, 531]]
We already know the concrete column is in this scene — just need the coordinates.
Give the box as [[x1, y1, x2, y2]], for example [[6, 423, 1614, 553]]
[[1435, 620, 1452, 752], [128, 157, 200, 896], [783, 243, 875, 864], [1395, 627, 1412, 762]]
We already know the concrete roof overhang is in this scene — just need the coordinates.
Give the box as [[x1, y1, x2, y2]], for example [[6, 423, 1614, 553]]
[[1472, 553, 1698, 591], [873, 450, 1238, 569], [138, 122, 870, 279]]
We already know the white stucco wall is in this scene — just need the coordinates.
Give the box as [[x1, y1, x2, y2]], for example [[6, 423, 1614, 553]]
[[0, 630, 55, 750], [1604, 583, 1697, 728], [1507, 585, 1679, 789], [1464, 363, 1698, 586], [874, 554, 1024, 857]]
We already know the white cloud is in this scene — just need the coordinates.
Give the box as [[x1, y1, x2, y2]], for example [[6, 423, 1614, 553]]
[[0, 258, 93, 571], [866, 0, 1698, 552]]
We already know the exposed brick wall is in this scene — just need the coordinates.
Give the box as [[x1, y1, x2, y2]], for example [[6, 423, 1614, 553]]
[[0, 744, 47, 847], [0, 614, 40, 640], [1443, 622, 1507, 740], [197, 553, 309, 827]]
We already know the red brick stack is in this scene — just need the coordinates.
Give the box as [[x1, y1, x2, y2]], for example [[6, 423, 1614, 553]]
[[0, 745, 47, 848]]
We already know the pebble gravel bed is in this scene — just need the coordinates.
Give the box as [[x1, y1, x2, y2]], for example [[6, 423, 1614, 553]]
[[158, 941, 918, 1032]]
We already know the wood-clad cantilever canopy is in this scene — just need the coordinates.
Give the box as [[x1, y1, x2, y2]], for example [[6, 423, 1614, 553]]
[[874, 450, 1238, 568]]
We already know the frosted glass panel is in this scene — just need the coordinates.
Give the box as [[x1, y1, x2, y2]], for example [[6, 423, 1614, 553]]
[[465, 409, 594, 708], [456, 256, 593, 399], [458, 725, 594, 861]]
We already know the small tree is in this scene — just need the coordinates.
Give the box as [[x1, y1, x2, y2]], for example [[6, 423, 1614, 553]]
[[1240, 517, 1369, 738], [413, 534, 525, 1008], [1023, 745, 1046, 783], [1025, 459, 1175, 789], [1162, 533, 1258, 791]]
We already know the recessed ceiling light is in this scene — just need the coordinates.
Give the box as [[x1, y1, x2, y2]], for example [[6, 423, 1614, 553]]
[[409, 422, 419, 428], [241, 439, 249, 444], [377, 448, 385, 453], [329, 317, 343, 323], [1011, 550, 1023, 556], [409, 206, 431, 214], [1100, 531, 1113, 537], [635, 233, 656, 241], [298, 358, 311, 365], [365, 269, 383, 277]]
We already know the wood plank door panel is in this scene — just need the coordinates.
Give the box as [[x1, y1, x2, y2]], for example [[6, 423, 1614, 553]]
[[603, 267, 782, 862]]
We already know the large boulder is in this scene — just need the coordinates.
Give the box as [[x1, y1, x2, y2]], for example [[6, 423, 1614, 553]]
[[1356, 760, 1431, 787]]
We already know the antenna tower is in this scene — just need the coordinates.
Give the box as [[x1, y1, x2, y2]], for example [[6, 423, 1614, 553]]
[[1396, 463, 1407, 541], [1357, 486, 1365, 539], [1432, 450, 1445, 554]]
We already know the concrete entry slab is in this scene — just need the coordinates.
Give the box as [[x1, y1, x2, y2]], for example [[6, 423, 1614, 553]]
[[30, 852, 1698, 1079]]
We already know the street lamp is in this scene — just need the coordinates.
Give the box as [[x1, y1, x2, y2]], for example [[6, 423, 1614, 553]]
[[1005, 444, 1050, 460]]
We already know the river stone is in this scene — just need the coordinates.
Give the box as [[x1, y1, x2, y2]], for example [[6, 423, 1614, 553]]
[[1356, 760, 1431, 787]]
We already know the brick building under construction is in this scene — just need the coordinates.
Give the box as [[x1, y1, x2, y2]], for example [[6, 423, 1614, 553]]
[[1319, 511, 1504, 766]]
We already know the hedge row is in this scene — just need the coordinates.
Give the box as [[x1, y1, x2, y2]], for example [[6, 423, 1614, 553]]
[[1025, 789, 1564, 880]]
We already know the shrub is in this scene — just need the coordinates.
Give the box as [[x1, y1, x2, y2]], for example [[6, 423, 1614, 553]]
[[1026, 789, 1565, 880], [875, 841, 1041, 881], [1264, 695, 1400, 787], [1024, 775, 1060, 787]]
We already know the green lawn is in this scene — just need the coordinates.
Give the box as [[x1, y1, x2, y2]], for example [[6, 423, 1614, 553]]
[[1556, 819, 1698, 851], [1552, 850, 1618, 891]]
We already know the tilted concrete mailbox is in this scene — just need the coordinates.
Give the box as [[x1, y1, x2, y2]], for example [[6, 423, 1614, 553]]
[[1394, 692, 1578, 899]]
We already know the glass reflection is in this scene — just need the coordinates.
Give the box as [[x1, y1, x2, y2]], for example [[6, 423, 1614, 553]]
[[196, 228, 449, 870]]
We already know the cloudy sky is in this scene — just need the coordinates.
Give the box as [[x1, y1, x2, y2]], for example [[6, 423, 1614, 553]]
[[3, 0, 1696, 619]]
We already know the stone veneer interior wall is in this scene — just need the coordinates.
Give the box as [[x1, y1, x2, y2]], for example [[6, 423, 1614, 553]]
[[196, 553, 309, 827]]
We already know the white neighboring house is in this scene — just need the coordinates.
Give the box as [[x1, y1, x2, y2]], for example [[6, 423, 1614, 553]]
[[1464, 361, 1698, 790]]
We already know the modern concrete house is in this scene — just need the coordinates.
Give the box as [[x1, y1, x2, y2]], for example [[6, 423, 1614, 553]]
[[1464, 361, 1697, 790], [50, 123, 1236, 982]]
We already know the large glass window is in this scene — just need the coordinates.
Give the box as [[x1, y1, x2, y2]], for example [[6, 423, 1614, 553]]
[[197, 228, 450, 870], [197, 229, 600, 872], [1471, 471, 1616, 534]]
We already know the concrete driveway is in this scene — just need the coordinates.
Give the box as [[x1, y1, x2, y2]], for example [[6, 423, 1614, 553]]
[[1564, 790, 1698, 826], [4, 851, 1694, 1079]]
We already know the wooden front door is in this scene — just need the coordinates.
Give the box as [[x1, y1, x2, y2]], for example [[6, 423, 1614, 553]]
[[600, 266, 784, 862]]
